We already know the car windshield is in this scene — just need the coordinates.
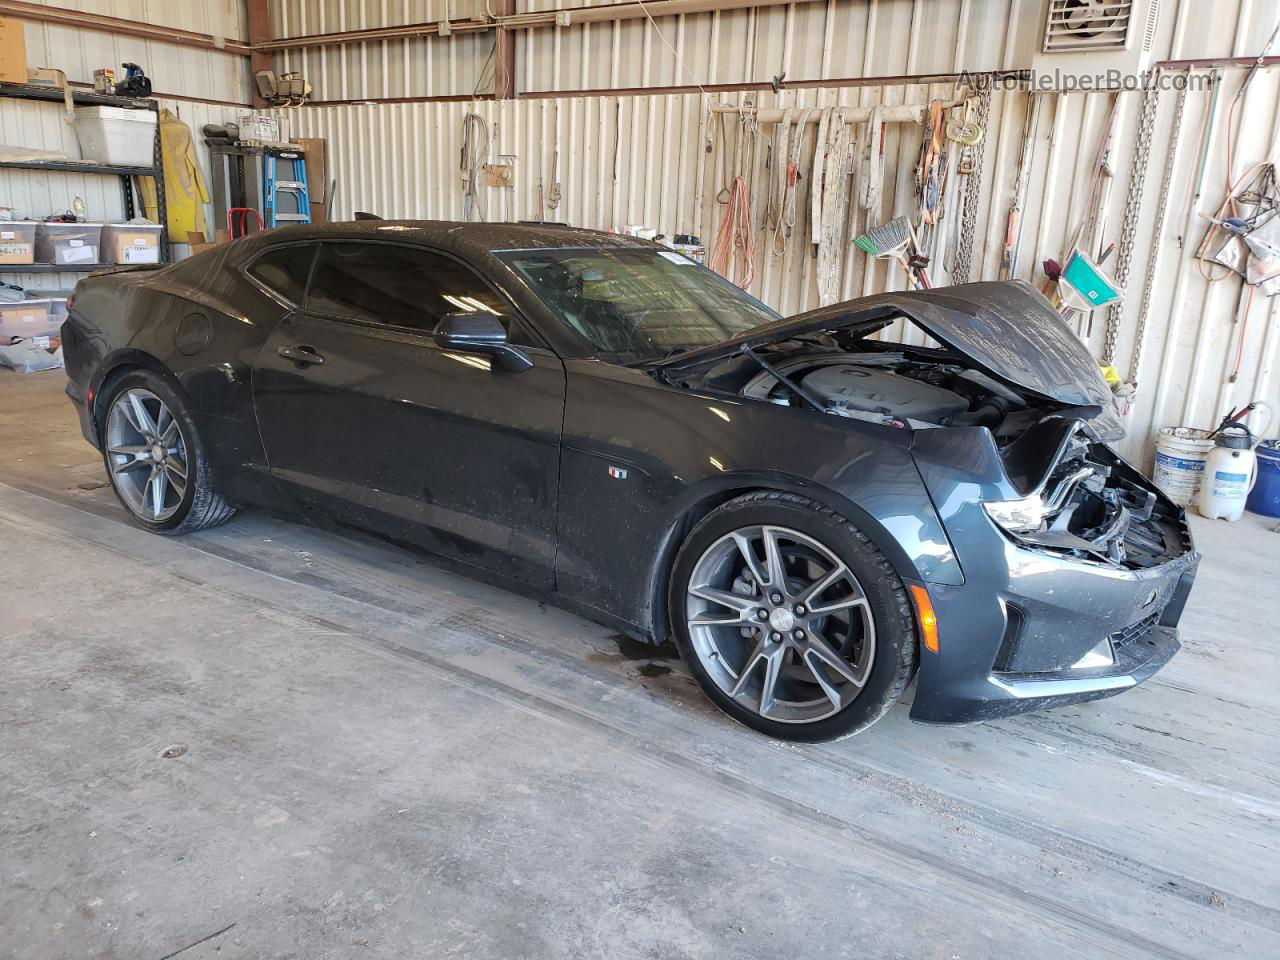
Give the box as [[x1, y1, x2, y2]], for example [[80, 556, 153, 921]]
[[496, 247, 779, 363]]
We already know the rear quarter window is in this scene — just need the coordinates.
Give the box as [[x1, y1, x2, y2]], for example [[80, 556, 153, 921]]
[[246, 245, 316, 305]]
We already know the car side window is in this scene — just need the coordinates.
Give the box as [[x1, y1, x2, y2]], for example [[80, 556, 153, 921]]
[[246, 244, 316, 304], [306, 242, 532, 344]]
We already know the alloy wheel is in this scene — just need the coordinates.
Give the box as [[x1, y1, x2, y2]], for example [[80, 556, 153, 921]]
[[104, 388, 189, 522], [685, 524, 876, 723]]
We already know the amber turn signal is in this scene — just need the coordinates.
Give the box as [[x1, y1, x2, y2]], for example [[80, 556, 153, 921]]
[[909, 584, 940, 654]]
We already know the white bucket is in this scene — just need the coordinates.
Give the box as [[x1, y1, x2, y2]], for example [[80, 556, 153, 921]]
[[1153, 427, 1215, 506]]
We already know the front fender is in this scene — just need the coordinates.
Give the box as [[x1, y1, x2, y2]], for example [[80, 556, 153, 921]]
[[556, 361, 965, 639]]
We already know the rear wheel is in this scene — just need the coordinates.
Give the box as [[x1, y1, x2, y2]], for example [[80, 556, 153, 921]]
[[100, 370, 236, 534], [669, 492, 916, 741]]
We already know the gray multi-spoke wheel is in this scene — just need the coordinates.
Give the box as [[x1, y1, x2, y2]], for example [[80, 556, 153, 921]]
[[105, 388, 189, 522], [686, 525, 875, 723], [98, 370, 236, 534], [670, 492, 917, 741]]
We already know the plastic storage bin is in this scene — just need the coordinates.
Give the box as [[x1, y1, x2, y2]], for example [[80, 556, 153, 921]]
[[0, 298, 55, 343], [49, 294, 69, 325], [35, 222, 104, 266], [71, 106, 157, 167], [101, 222, 163, 264], [0, 221, 35, 264], [1246, 441, 1280, 518]]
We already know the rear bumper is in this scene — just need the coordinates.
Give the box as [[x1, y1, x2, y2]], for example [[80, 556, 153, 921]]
[[65, 377, 98, 449], [908, 525, 1198, 725]]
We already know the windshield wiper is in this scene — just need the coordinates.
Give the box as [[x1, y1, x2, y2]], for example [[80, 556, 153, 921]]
[[628, 345, 694, 367]]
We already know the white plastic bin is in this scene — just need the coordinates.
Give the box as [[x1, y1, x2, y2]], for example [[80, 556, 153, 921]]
[[71, 106, 157, 167], [35, 222, 104, 266], [101, 222, 163, 264], [0, 298, 55, 343], [0, 221, 36, 264]]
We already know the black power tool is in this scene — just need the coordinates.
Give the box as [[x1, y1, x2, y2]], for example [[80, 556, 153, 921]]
[[114, 63, 152, 98]]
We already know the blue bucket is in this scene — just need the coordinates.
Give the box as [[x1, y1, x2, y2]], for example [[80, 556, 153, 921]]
[[1246, 441, 1280, 518]]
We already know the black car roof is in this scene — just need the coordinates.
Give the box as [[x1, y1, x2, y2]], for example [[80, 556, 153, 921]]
[[245, 219, 659, 253]]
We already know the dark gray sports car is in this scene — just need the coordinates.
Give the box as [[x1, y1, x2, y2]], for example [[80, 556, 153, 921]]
[[60, 221, 1198, 741]]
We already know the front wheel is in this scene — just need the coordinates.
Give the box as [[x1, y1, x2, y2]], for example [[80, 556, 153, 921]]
[[669, 492, 917, 741], [100, 369, 236, 534]]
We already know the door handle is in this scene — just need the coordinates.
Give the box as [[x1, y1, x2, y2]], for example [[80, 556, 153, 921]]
[[278, 344, 325, 366]]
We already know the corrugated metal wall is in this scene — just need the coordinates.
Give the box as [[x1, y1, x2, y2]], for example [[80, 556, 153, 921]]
[[273, 55, 1280, 464], [19, 0, 250, 103], [271, 0, 493, 101], [0, 95, 245, 293], [270, 0, 1273, 98], [3, 0, 1274, 466], [0, 1, 251, 292]]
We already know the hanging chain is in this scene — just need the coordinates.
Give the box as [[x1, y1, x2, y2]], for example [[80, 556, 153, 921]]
[[1128, 72, 1188, 386], [952, 80, 992, 284], [1103, 70, 1162, 367]]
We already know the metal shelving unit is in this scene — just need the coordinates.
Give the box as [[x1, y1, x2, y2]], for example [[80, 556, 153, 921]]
[[0, 82, 169, 272]]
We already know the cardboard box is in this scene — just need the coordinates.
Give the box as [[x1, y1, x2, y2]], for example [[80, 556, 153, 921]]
[[187, 229, 229, 255], [0, 18, 26, 85], [238, 113, 280, 143], [26, 66, 63, 87], [0, 221, 35, 264], [101, 223, 162, 264], [0, 299, 54, 343]]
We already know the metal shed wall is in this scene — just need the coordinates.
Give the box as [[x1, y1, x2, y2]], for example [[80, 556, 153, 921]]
[[17, 0, 250, 103], [273, 54, 1280, 467]]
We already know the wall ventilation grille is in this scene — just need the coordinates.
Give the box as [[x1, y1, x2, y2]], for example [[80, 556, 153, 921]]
[[1042, 1, 1136, 53]]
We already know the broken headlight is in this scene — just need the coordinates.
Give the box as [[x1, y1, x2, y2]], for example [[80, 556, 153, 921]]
[[982, 494, 1051, 535]]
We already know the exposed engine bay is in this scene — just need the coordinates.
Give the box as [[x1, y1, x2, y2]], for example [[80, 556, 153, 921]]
[[674, 335, 1187, 571], [737, 349, 1026, 433], [687, 338, 1044, 438]]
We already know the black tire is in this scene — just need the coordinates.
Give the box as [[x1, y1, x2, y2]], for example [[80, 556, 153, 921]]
[[98, 369, 237, 535], [668, 491, 917, 742]]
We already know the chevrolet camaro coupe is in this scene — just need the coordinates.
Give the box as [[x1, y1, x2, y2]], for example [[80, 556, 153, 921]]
[[61, 221, 1199, 741]]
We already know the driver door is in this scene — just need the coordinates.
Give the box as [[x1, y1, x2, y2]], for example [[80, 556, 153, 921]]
[[250, 240, 566, 588]]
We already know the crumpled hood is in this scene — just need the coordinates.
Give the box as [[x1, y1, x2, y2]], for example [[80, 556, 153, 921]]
[[655, 280, 1124, 440]]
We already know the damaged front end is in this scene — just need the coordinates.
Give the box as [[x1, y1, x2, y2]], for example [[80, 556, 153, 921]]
[[651, 279, 1193, 574], [983, 418, 1189, 570], [649, 280, 1198, 721]]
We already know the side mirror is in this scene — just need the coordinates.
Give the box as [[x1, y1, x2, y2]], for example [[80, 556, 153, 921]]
[[432, 312, 533, 372]]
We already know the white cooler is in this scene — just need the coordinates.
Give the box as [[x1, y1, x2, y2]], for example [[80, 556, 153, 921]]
[[72, 106, 158, 167]]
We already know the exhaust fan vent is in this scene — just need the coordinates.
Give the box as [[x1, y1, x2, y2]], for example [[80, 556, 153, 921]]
[[1043, 0, 1135, 53]]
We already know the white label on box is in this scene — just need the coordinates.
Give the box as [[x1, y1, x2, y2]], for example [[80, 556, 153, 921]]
[[69, 239, 84, 247], [122, 245, 158, 264], [0, 231, 13, 240], [0, 244, 29, 255], [31, 335, 50, 348], [60, 245, 96, 263], [658, 251, 695, 265], [132, 236, 150, 245]]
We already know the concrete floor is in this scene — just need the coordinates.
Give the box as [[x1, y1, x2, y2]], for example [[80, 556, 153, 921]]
[[1, 369, 1277, 960]]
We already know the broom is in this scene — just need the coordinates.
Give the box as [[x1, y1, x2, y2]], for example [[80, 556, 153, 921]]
[[855, 216, 929, 288]]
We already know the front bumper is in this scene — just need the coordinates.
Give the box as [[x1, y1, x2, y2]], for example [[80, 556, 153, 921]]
[[906, 425, 1200, 725], [907, 514, 1198, 725]]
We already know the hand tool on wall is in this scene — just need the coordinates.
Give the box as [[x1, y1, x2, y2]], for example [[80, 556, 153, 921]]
[[855, 216, 930, 289], [1000, 93, 1043, 280]]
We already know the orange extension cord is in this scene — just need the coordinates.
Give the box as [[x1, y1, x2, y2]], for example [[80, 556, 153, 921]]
[[710, 175, 756, 289]]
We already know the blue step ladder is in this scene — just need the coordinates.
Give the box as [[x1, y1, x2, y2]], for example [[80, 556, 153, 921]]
[[264, 149, 312, 227]]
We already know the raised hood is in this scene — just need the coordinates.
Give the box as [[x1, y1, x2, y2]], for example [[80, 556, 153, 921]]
[[656, 280, 1124, 439]]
